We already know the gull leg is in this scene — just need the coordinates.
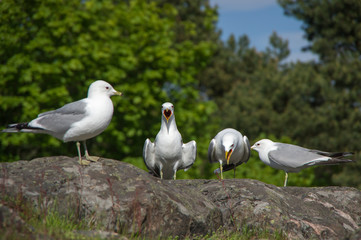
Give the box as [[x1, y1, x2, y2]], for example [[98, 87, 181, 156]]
[[158, 164, 164, 179], [76, 142, 90, 166], [83, 141, 100, 162], [284, 172, 288, 187], [219, 160, 223, 180], [173, 161, 179, 180]]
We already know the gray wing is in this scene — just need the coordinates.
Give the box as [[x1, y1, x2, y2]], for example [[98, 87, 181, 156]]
[[32, 100, 88, 133], [143, 138, 156, 171], [268, 143, 331, 169], [215, 136, 251, 173], [38, 99, 87, 117], [180, 140, 197, 170], [208, 139, 217, 163]]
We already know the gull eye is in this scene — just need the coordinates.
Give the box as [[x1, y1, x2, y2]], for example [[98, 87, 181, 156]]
[[256, 143, 260, 146], [230, 144, 234, 148], [106, 86, 109, 90]]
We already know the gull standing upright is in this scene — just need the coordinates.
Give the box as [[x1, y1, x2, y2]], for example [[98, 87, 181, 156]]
[[143, 102, 197, 180], [251, 139, 354, 186], [2, 80, 122, 165], [208, 128, 251, 179]]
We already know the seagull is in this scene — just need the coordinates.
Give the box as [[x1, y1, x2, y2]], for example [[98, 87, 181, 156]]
[[143, 102, 197, 180], [2, 80, 122, 165], [251, 139, 354, 186], [208, 128, 251, 179]]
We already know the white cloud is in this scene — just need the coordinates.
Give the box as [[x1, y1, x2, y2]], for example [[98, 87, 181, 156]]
[[210, 0, 277, 11]]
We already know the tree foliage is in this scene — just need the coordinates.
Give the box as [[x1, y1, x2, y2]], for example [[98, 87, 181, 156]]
[[1, 0, 360, 187], [0, 0, 219, 179], [199, 0, 361, 187], [277, 0, 361, 187], [279, 0, 361, 61]]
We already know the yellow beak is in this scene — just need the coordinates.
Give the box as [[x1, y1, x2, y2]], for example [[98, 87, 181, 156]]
[[114, 90, 123, 96], [225, 150, 233, 165]]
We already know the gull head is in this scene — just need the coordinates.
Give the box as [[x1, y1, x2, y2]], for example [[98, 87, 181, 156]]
[[88, 80, 122, 98], [222, 133, 236, 165], [162, 102, 174, 123], [251, 139, 275, 153]]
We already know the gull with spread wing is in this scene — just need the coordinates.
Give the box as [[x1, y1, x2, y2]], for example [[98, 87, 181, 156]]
[[143, 102, 197, 180]]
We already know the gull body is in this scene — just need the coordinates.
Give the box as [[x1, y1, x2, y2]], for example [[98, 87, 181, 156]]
[[2, 80, 122, 165], [251, 139, 353, 186], [143, 102, 197, 180], [208, 128, 251, 179]]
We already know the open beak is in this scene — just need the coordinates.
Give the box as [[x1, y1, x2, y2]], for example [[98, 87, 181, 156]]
[[163, 109, 172, 123], [225, 149, 233, 165]]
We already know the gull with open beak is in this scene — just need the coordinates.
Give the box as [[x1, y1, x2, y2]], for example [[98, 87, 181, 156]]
[[143, 102, 197, 179], [208, 128, 251, 179]]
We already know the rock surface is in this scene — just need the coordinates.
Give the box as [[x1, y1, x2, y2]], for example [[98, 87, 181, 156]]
[[0, 156, 361, 239]]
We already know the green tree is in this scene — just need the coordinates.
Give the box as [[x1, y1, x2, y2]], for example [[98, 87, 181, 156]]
[[197, 31, 318, 185], [278, 0, 361, 188], [199, 0, 361, 186], [279, 0, 361, 62], [199, 23, 358, 186], [265, 31, 290, 62], [0, 0, 219, 179]]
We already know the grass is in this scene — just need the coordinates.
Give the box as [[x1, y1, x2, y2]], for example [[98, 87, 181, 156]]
[[28, 210, 87, 238], [0, 197, 89, 240]]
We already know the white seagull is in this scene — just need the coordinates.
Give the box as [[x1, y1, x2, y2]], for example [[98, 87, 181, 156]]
[[208, 128, 251, 179], [2, 80, 122, 165], [251, 139, 353, 186], [143, 102, 197, 180]]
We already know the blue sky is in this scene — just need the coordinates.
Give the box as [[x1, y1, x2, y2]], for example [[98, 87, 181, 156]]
[[209, 0, 318, 62]]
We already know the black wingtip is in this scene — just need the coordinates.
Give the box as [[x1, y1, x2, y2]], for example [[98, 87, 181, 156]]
[[14, 122, 29, 130], [311, 150, 354, 158], [343, 152, 354, 157], [330, 152, 353, 158], [2, 122, 43, 132], [2, 123, 26, 132]]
